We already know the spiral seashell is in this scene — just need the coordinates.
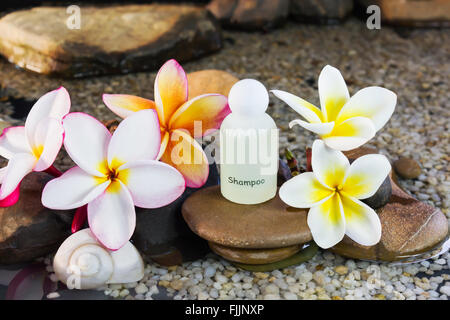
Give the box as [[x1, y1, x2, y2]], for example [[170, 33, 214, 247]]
[[53, 228, 144, 289]]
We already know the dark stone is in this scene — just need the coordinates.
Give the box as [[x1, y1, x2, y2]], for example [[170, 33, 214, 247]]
[[132, 163, 219, 266], [0, 1, 210, 11], [290, 0, 354, 24], [393, 157, 422, 179], [0, 172, 73, 265], [209, 241, 302, 265], [362, 176, 392, 209], [0, 4, 222, 78], [207, 0, 290, 31]]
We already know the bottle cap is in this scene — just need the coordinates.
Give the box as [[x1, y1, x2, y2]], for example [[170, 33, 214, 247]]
[[228, 79, 269, 116]]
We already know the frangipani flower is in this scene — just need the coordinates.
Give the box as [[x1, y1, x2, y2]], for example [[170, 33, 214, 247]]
[[42, 109, 185, 250], [0, 87, 70, 206], [103, 59, 230, 188], [280, 140, 391, 249], [272, 65, 397, 151]]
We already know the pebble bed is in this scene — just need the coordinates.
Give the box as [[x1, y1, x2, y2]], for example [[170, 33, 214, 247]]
[[1, 18, 449, 300]]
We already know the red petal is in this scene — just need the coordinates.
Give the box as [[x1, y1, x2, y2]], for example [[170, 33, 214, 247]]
[[71, 205, 87, 233], [0, 183, 20, 207]]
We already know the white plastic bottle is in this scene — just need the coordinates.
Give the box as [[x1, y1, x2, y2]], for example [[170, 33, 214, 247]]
[[220, 79, 279, 204]]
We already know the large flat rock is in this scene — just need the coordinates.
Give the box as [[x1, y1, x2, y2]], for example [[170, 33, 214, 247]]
[[0, 5, 222, 78], [182, 186, 312, 249]]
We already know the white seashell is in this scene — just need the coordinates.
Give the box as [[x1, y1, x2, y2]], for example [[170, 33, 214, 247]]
[[53, 228, 144, 290]]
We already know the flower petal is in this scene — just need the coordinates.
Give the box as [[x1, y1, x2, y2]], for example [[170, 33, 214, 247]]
[[0, 166, 7, 183], [311, 139, 349, 189], [0, 153, 35, 200], [336, 86, 397, 131], [0, 183, 20, 207], [63, 112, 111, 177], [271, 90, 323, 123], [168, 94, 230, 138], [160, 129, 208, 188], [318, 65, 349, 122], [88, 180, 135, 250], [340, 195, 382, 246], [322, 117, 376, 151], [33, 118, 64, 172], [154, 59, 188, 124], [102, 94, 156, 119], [118, 160, 185, 208], [41, 166, 110, 210], [279, 172, 334, 208], [0, 126, 30, 159], [157, 131, 170, 161], [307, 193, 345, 249], [25, 87, 70, 146], [289, 119, 334, 135], [107, 109, 161, 169], [342, 154, 391, 199]]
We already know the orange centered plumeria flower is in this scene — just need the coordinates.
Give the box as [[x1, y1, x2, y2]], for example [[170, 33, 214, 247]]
[[103, 59, 230, 188]]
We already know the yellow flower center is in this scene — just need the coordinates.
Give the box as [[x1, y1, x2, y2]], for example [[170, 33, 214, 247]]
[[32, 145, 44, 159], [95, 158, 129, 193]]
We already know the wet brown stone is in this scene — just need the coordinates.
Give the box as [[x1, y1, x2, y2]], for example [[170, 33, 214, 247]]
[[0, 172, 73, 265], [207, 0, 290, 31], [209, 242, 301, 264], [182, 186, 312, 249], [0, 5, 222, 78], [331, 177, 449, 261], [187, 69, 239, 100], [147, 248, 184, 267], [393, 157, 422, 179]]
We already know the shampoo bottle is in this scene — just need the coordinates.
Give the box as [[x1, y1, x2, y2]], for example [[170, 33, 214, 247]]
[[220, 79, 279, 204]]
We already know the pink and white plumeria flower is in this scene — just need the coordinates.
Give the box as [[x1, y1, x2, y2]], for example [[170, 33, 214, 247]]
[[0, 87, 70, 207], [42, 109, 185, 250]]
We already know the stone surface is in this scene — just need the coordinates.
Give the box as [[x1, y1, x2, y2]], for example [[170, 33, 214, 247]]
[[132, 163, 219, 266], [291, 0, 354, 23], [233, 242, 319, 272], [182, 186, 312, 249], [0, 1, 209, 10], [331, 177, 449, 261], [357, 0, 450, 27], [187, 69, 239, 100], [209, 242, 302, 264], [393, 157, 422, 179], [207, 0, 290, 31], [0, 5, 222, 78], [0, 172, 73, 265]]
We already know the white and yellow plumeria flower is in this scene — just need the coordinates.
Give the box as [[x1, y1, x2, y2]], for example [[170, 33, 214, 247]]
[[280, 140, 391, 249], [272, 65, 397, 151], [0, 87, 70, 206], [42, 109, 186, 250]]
